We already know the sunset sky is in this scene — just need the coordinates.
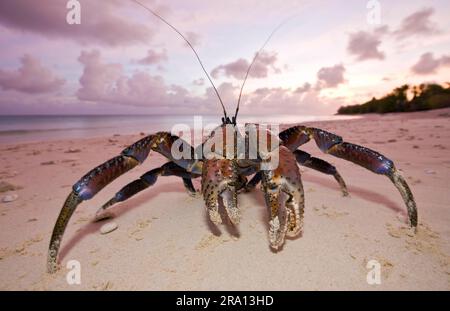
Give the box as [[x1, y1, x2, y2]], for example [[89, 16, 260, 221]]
[[0, 0, 449, 116]]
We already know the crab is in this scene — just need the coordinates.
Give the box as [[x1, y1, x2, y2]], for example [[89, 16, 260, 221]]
[[47, 0, 418, 273]]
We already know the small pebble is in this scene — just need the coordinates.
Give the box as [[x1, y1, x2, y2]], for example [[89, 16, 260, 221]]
[[100, 222, 118, 234], [425, 169, 436, 175], [2, 193, 19, 203], [65, 148, 81, 154]]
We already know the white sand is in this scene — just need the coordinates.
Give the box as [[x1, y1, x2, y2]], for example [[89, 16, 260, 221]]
[[0, 109, 449, 290]]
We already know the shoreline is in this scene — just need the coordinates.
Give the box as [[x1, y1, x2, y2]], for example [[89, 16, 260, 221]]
[[0, 114, 361, 145]]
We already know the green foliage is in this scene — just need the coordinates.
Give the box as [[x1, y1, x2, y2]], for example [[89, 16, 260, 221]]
[[337, 83, 450, 115]]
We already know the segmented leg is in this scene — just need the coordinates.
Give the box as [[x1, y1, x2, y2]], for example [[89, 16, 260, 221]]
[[279, 125, 417, 228], [294, 150, 348, 196], [244, 172, 262, 192], [243, 150, 348, 196], [261, 146, 304, 250], [201, 159, 240, 225], [48, 132, 198, 273], [95, 162, 199, 221]]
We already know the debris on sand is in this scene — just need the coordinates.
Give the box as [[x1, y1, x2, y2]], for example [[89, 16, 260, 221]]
[[94, 210, 115, 222], [2, 194, 19, 203], [127, 219, 151, 241], [64, 148, 81, 154], [100, 222, 118, 235], [0, 181, 22, 193], [40, 161, 56, 166], [196, 234, 225, 250], [425, 169, 436, 175]]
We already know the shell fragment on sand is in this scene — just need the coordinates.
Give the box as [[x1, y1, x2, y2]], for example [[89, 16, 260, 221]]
[[2, 193, 19, 203], [100, 222, 118, 234]]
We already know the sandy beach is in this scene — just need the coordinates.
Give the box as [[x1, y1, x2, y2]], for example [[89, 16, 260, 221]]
[[0, 109, 449, 291]]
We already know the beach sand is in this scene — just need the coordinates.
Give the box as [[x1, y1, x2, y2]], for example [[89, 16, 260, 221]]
[[0, 109, 449, 290]]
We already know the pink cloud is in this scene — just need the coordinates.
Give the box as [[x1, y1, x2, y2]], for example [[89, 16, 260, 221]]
[[76, 50, 212, 113], [137, 49, 168, 65], [0, 0, 153, 46], [347, 26, 387, 61], [240, 86, 339, 116], [0, 54, 65, 94], [316, 64, 346, 89], [394, 8, 439, 39], [294, 83, 311, 94], [411, 52, 450, 75], [211, 51, 280, 80], [192, 78, 205, 86], [185, 31, 201, 47], [74, 50, 340, 115]]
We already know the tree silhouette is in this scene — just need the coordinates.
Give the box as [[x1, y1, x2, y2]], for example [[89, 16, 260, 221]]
[[338, 83, 450, 114]]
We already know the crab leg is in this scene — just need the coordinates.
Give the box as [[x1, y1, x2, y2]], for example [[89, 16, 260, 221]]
[[243, 150, 348, 196], [201, 159, 240, 225], [279, 125, 417, 228], [293, 150, 348, 196], [48, 132, 198, 273], [261, 146, 304, 250], [95, 162, 199, 221]]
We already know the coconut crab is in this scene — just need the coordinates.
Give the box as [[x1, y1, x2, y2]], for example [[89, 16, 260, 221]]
[[47, 1, 417, 273]]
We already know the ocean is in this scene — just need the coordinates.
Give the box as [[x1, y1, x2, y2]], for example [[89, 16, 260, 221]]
[[0, 114, 359, 144]]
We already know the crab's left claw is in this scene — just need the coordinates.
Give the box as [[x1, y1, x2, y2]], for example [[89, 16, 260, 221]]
[[261, 146, 305, 250]]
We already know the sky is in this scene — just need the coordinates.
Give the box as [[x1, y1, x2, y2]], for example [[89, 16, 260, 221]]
[[0, 0, 449, 116]]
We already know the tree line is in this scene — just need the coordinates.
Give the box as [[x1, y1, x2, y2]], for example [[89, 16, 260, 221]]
[[337, 83, 450, 114]]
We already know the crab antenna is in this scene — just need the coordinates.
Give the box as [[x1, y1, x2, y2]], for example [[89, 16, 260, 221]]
[[131, 0, 228, 119], [234, 17, 293, 121]]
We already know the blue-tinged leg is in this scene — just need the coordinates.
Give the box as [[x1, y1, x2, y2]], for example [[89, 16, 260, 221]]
[[48, 132, 198, 273], [243, 151, 348, 197], [95, 162, 199, 221], [294, 150, 349, 196], [279, 126, 417, 228]]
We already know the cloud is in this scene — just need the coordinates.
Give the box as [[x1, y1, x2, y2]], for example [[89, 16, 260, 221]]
[[76, 50, 217, 114], [74, 50, 341, 115], [185, 31, 201, 47], [0, 0, 153, 46], [347, 26, 387, 61], [211, 51, 280, 79], [137, 49, 168, 65], [316, 64, 346, 89], [411, 52, 450, 75], [294, 82, 311, 94], [394, 8, 439, 39], [192, 78, 205, 86], [0, 54, 65, 94], [239, 86, 340, 116], [77, 50, 169, 105]]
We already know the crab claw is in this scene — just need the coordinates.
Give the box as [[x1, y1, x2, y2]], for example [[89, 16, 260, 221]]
[[262, 146, 305, 251], [201, 159, 241, 226], [220, 188, 240, 225]]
